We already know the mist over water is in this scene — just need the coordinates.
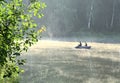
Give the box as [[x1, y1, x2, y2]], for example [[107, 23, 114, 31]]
[[19, 0, 120, 83], [20, 40, 120, 83]]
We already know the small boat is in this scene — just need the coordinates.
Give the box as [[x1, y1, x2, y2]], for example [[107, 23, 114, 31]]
[[75, 45, 91, 49]]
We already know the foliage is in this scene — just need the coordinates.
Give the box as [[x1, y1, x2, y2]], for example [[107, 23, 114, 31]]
[[0, 0, 46, 80]]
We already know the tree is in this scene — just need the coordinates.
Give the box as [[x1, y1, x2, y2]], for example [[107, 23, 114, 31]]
[[0, 0, 46, 80]]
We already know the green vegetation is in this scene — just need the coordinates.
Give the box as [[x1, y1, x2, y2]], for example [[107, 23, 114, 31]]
[[0, 0, 46, 81]]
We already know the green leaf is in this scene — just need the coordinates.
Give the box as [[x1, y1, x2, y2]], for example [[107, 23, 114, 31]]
[[20, 15, 24, 19], [0, 0, 46, 79], [13, 53, 20, 56]]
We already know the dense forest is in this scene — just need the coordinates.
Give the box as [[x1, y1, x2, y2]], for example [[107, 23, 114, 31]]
[[39, 0, 120, 38]]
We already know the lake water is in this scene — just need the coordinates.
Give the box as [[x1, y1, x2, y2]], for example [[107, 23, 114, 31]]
[[20, 40, 120, 83]]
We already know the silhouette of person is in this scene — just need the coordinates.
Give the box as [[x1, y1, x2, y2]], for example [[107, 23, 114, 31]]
[[85, 42, 87, 46], [79, 41, 82, 46]]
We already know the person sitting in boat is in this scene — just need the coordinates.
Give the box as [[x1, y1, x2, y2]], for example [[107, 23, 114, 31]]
[[79, 41, 82, 46], [85, 42, 87, 46]]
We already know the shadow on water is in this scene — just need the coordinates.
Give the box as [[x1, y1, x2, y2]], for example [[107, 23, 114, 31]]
[[81, 57, 120, 79], [20, 55, 120, 83]]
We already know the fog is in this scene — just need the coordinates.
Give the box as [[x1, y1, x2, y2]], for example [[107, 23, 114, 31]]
[[20, 40, 120, 83], [19, 1, 120, 83], [36, 0, 120, 42]]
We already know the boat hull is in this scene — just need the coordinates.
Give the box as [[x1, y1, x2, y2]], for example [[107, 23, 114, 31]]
[[75, 46, 91, 49]]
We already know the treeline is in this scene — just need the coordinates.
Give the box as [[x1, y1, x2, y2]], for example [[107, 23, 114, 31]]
[[39, 0, 120, 37]]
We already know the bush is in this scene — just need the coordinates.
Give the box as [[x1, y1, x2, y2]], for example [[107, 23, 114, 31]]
[[0, 0, 46, 79]]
